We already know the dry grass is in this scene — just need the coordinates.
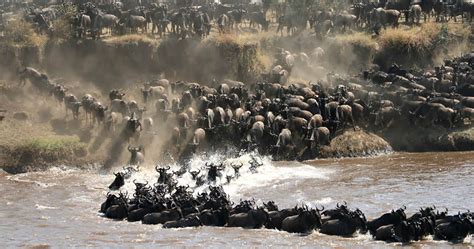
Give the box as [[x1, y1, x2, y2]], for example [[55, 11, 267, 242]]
[[0, 18, 47, 48], [378, 23, 470, 56], [0, 119, 58, 147], [334, 32, 379, 51], [203, 31, 275, 81], [207, 31, 276, 47], [0, 118, 88, 173], [327, 32, 379, 71], [103, 34, 160, 46], [372, 23, 471, 68], [378, 23, 439, 55]]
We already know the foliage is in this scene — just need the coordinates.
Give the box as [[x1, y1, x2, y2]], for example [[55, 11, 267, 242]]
[[0, 17, 47, 48], [378, 23, 470, 57], [51, 4, 77, 41], [10, 136, 87, 167], [23, 137, 84, 151], [103, 34, 160, 46]]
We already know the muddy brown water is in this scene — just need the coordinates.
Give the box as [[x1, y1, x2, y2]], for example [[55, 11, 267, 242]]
[[0, 151, 472, 248]]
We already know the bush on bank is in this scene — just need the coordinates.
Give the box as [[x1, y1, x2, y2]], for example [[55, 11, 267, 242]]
[[375, 23, 471, 69], [3, 136, 87, 173]]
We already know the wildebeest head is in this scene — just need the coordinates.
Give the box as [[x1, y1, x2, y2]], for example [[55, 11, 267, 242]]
[[109, 89, 125, 101], [231, 163, 243, 175], [100, 192, 119, 213], [263, 201, 279, 212], [109, 172, 125, 190], [128, 145, 143, 153], [189, 169, 201, 180], [133, 179, 148, 191], [206, 163, 225, 182], [141, 88, 150, 102], [128, 145, 143, 163], [155, 165, 171, 183], [393, 206, 407, 221], [190, 85, 202, 97]]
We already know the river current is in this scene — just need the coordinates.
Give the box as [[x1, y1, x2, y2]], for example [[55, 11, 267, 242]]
[[0, 151, 473, 248]]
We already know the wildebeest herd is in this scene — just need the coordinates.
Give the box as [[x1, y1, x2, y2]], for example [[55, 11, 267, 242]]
[[100, 168, 474, 243], [3, 0, 473, 40], [16, 47, 474, 164]]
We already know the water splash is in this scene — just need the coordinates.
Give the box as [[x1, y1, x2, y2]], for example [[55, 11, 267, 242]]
[[113, 151, 334, 201]]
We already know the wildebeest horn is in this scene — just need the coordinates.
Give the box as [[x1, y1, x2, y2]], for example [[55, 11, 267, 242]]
[[155, 165, 160, 172], [402, 205, 407, 210], [336, 203, 340, 208], [133, 179, 137, 184], [317, 205, 324, 212], [165, 166, 170, 171], [343, 201, 347, 206]]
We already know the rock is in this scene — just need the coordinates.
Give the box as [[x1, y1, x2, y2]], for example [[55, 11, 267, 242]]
[[319, 130, 392, 158], [13, 112, 28, 121]]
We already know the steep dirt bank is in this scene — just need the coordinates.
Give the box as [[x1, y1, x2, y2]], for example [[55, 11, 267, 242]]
[[1, 34, 265, 90], [3, 24, 470, 86], [381, 125, 474, 152]]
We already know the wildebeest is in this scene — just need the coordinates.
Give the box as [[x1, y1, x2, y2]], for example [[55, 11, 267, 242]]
[[281, 207, 323, 234], [93, 13, 119, 38], [226, 208, 269, 229], [73, 13, 91, 38], [142, 86, 166, 103], [367, 207, 407, 235], [128, 146, 144, 166], [249, 11, 269, 31], [142, 208, 183, 225]]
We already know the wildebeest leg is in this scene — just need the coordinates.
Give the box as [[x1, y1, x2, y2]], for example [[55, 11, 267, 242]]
[[351, 115, 356, 131]]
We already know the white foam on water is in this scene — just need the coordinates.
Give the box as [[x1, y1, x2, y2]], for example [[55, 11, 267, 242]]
[[112, 151, 335, 201], [315, 197, 334, 205], [35, 204, 59, 210], [7, 175, 58, 188]]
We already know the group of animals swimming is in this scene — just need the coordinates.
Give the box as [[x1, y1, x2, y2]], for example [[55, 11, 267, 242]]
[[100, 166, 474, 244], [15, 49, 474, 165]]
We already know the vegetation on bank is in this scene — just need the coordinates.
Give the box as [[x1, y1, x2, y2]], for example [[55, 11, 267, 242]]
[[0, 118, 88, 173], [0, 18, 47, 48], [103, 34, 161, 46], [330, 23, 471, 69], [376, 23, 471, 68], [3, 14, 471, 75], [2, 136, 87, 174]]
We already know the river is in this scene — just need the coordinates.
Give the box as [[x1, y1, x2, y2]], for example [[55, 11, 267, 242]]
[[0, 151, 473, 248]]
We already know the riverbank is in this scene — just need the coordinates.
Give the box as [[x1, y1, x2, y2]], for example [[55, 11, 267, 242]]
[[1, 23, 473, 173], [2, 110, 473, 174], [1, 22, 472, 85], [0, 117, 103, 174]]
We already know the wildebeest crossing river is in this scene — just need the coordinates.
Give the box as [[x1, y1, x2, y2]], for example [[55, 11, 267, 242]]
[[0, 151, 472, 247]]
